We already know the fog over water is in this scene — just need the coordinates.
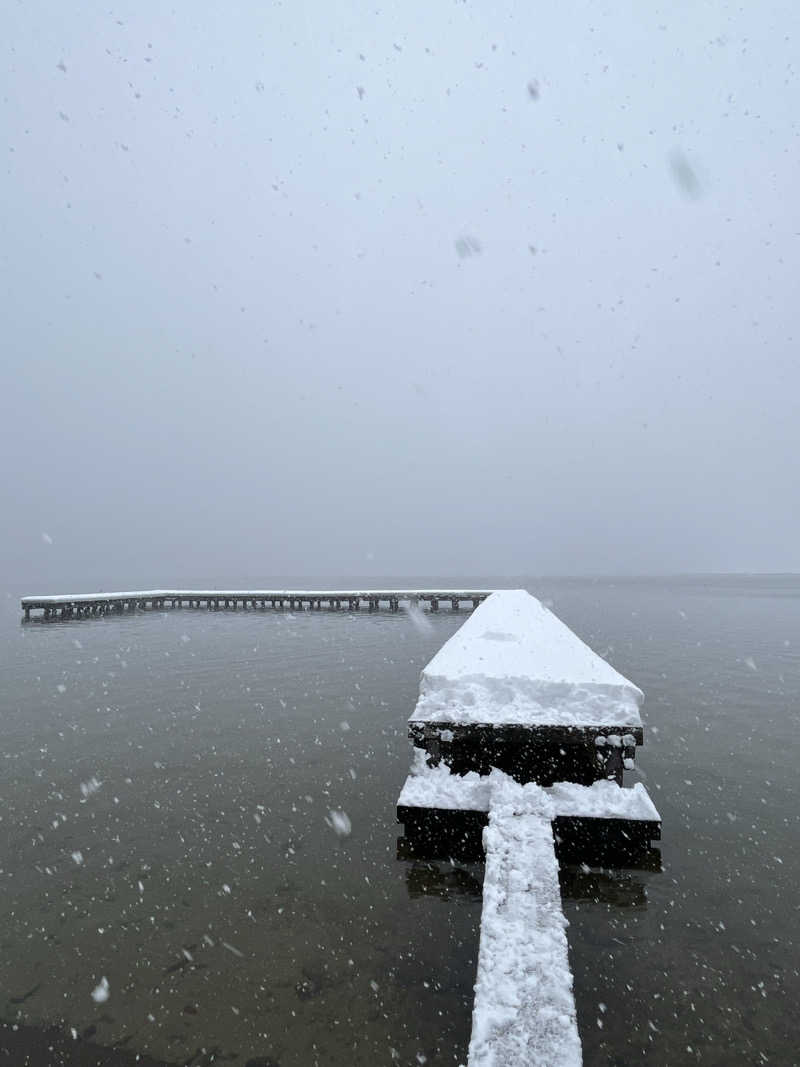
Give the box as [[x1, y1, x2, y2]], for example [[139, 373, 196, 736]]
[[3, 10, 800, 1067], [2, 1, 799, 589]]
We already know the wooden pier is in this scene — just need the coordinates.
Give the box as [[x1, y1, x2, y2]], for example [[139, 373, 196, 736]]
[[20, 589, 492, 620], [396, 590, 662, 1066]]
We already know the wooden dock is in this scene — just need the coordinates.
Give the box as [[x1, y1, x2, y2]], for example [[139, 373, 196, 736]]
[[20, 589, 493, 620], [396, 590, 662, 1067]]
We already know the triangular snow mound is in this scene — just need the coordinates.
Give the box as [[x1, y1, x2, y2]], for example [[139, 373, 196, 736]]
[[411, 589, 643, 728]]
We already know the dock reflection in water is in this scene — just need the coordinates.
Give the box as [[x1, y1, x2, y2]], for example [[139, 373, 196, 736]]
[[397, 826, 660, 908]]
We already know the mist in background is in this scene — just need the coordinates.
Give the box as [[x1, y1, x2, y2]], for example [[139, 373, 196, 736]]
[[2, 0, 798, 590]]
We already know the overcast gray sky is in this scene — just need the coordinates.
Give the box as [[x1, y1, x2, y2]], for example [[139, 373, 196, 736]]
[[2, 0, 799, 588]]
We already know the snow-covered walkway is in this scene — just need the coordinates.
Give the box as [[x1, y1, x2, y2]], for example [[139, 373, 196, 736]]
[[467, 776, 581, 1067]]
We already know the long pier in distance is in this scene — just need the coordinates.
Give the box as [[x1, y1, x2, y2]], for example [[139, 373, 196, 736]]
[[20, 589, 493, 620]]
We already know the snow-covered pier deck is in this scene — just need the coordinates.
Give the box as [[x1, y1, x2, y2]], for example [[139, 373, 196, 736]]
[[20, 589, 493, 620], [396, 590, 661, 1066], [409, 589, 645, 786], [397, 753, 661, 863]]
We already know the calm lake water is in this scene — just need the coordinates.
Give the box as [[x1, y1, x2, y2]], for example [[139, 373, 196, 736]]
[[1, 576, 798, 1066]]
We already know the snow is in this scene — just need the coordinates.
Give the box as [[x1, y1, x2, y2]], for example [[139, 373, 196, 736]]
[[411, 590, 643, 728], [594, 733, 637, 748], [21, 587, 495, 605], [398, 754, 660, 822], [468, 776, 581, 1067], [399, 747, 491, 811], [90, 977, 109, 1003], [326, 810, 352, 837], [403, 601, 433, 633], [545, 779, 660, 822]]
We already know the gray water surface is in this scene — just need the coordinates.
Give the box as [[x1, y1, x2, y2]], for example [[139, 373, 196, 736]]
[[2, 601, 477, 1066], [1, 576, 799, 1065], [542, 576, 800, 1066]]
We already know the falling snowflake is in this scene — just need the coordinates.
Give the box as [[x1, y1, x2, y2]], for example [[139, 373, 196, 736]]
[[326, 810, 352, 837], [91, 977, 109, 1003]]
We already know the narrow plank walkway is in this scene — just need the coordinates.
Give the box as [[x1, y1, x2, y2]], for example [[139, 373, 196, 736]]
[[468, 776, 581, 1067]]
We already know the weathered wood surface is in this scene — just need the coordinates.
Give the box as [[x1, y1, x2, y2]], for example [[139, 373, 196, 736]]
[[408, 722, 642, 785], [21, 589, 492, 619], [397, 807, 660, 864]]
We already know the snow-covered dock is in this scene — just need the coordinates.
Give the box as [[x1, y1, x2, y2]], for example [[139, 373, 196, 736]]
[[397, 751, 661, 863], [396, 590, 661, 1067], [398, 749, 660, 821], [20, 589, 492, 620], [409, 589, 644, 785]]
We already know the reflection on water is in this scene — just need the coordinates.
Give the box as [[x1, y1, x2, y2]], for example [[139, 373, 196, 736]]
[[559, 865, 652, 908], [403, 861, 484, 903], [400, 857, 657, 910]]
